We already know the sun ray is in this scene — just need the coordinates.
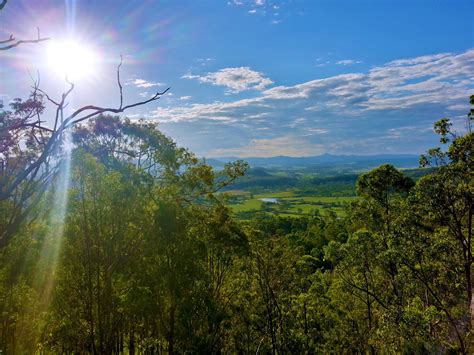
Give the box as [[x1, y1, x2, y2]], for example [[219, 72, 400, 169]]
[[46, 40, 98, 81]]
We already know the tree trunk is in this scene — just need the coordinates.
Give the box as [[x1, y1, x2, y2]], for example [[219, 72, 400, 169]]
[[168, 303, 176, 354], [129, 330, 135, 355]]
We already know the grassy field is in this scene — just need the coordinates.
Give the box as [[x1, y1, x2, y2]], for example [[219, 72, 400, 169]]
[[226, 189, 357, 219]]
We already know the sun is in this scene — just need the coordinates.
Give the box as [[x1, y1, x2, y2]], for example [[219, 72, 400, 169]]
[[46, 40, 98, 81]]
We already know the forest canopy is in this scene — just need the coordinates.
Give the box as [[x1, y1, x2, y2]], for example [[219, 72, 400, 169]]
[[1, 0, 473, 353], [0, 98, 473, 353]]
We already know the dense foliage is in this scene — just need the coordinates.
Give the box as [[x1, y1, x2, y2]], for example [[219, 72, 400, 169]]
[[0, 96, 472, 353]]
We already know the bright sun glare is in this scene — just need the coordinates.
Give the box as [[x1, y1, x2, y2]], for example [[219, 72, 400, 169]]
[[46, 40, 97, 80]]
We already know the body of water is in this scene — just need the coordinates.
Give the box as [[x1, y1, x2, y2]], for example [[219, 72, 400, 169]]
[[258, 197, 279, 203]]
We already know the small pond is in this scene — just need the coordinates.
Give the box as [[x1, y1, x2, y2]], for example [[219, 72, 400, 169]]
[[258, 197, 279, 204]]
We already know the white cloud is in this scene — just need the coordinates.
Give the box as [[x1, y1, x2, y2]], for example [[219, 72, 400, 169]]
[[448, 103, 469, 111], [130, 78, 165, 88], [207, 135, 325, 157], [263, 73, 366, 100], [197, 57, 215, 66], [182, 74, 200, 80], [336, 59, 362, 65], [306, 128, 328, 134], [158, 49, 474, 125], [315, 60, 331, 67], [152, 97, 267, 123], [182, 67, 273, 93], [152, 49, 473, 157], [263, 50, 474, 111], [180, 96, 192, 101], [364, 49, 474, 110], [229, 0, 289, 24]]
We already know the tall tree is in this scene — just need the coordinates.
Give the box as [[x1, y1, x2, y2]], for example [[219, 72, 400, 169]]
[[417, 95, 473, 350]]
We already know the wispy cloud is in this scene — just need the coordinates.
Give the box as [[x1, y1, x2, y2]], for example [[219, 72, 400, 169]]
[[152, 97, 267, 123], [315, 57, 330, 67], [207, 135, 325, 157], [162, 49, 474, 122], [129, 78, 165, 88], [305, 128, 328, 135], [182, 67, 273, 93], [229, 0, 286, 22], [336, 59, 362, 65], [263, 49, 474, 110], [154, 49, 473, 156], [315, 57, 362, 66], [197, 57, 214, 66]]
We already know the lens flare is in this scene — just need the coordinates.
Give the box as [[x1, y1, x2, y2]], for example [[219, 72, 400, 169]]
[[46, 40, 97, 80]]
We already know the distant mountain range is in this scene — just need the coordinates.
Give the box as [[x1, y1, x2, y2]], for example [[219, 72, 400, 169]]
[[205, 154, 420, 171]]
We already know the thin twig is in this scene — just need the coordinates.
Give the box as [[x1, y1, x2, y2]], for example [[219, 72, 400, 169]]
[[0, 37, 49, 51], [0, 34, 13, 45], [117, 55, 123, 109]]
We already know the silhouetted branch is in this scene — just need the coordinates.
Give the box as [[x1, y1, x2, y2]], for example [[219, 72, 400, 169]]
[[0, 27, 49, 51], [0, 34, 13, 44], [118, 55, 124, 109], [0, 58, 171, 203], [67, 87, 171, 127]]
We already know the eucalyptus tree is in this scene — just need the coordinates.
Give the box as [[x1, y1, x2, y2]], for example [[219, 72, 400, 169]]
[[0, 0, 170, 248], [41, 115, 248, 353], [415, 96, 474, 351]]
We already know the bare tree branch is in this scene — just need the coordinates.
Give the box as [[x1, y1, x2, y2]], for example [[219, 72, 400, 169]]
[[1, 59, 171, 203], [0, 34, 49, 51], [0, 34, 13, 45], [0, 0, 171, 249], [66, 87, 170, 128], [117, 55, 124, 109], [0, 19, 49, 51]]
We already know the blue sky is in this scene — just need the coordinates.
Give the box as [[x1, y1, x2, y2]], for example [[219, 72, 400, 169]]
[[1, 0, 473, 157]]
